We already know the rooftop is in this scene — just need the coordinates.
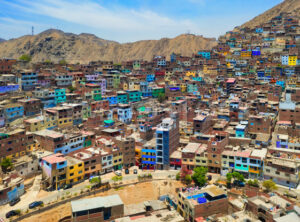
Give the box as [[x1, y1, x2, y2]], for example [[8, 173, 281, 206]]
[[42, 153, 66, 164], [71, 194, 123, 213]]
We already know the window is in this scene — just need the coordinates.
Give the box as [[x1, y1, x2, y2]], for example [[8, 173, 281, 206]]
[[70, 173, 74, 176]]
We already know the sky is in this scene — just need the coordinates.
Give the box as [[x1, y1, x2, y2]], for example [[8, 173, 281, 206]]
[[0, 0, 283, 43]]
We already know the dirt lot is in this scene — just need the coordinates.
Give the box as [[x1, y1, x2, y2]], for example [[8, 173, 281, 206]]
[[21, 180, 183, 222], [21, 203, 71, 222]]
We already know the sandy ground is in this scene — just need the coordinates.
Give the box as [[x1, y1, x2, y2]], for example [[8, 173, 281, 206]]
[[20, 180, 183, 222], [21, 203, 71, 222]]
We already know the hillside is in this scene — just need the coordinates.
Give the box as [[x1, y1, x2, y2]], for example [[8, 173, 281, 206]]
[[0, 29, 217, 63], [0, 38, 5, 43], [241, 0, 300, 29]]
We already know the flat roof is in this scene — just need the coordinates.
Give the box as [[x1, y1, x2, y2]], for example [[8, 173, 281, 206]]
[[250, 148, 267, 160], [34, 129, 64, 138], [42, 153, 66, 164], [71, 194, 123, 212]]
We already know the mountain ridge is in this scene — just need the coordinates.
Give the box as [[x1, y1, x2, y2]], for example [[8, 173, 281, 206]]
[[240, 0, 300, 29], [0, 29, 217, 63]]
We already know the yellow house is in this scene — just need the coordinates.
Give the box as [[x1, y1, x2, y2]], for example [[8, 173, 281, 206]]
[[227, 62, 234, 69], [275, 37, 286, 48], [46, 107, 72, 129], [186, 71, 196, 77], [180, 83, 187, 92], [65, 156, 84, 184], [288, 55, 297, 66], [241, 50, 251, 58], [133, 82, 140, 91], [26, 139, 40, 152], [24, 118, 44, 132], [113, 148, 123, 170], [57, 117, 72, 128], [24, 115, 58, 132], [123, 82, 128, 90]]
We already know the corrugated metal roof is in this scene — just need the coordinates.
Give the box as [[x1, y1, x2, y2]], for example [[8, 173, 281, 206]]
[[71, 195, 123, 212]]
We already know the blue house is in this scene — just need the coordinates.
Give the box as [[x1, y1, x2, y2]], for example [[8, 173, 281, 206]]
[[252, 50, 261, 56], [197, 51, 211, 59], [117, 104, 132, 124], [235, 124, 246, 138], [55, 88, 66, 104], [170, 53, 177, 63], [146, 74, 155, 82], [20, 71, 38, 91], [257, 70, 265, 78], [103, 96, 118, 105], [0, 84, 19, 94], [140, 82, 152, 97], [255, 28, 263, 33], [4, 103, 24, 123]]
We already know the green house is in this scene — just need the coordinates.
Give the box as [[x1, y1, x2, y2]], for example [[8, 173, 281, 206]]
[[152, 87, 165, 98], [117, 91, 128, 104], [127, 90, 141, 103]]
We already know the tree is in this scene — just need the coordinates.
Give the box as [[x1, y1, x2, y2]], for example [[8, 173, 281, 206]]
[[248, 179, 259, 187], [232, 172, 245, 182], [111, 176, 122, 184], [158, 93, 166, 103], [90, 176, 101, 186], [180, 168, 191, 181], [59, 59, 67, 66], [44, 59, 52, 65], [176, 172, 180, 181], [19, 54, 31, 62], [262, 180, 277, 192], [192, 167, 208, 187], [185, 175, 192, 185], [68, 85, 76, 93], [226, 173, 233, 184], [0, 157, 13, 173]]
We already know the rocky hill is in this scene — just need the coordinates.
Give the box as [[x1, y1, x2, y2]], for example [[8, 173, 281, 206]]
[[240, 0, 300, 29], [0, 29, 217, 63]]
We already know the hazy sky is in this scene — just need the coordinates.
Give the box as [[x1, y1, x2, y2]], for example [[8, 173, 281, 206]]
[[0, 0, 282, 43]]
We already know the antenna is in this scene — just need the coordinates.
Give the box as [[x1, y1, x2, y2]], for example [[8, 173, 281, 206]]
[[32, 26, 34, 36]]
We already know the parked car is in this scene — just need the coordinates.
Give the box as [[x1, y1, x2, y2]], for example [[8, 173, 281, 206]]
[[233, 180, 245, 187], [6, 210, 20, 218], [63, 184, 73, 190], [125, 169, 129, 174], [9, 197, 20, 206], [207, 175, 212, 181], [29, 201, 44, 209], [115, 170, 122, 176], [284, 191, 298, 199], [133, 169, 138, 174]]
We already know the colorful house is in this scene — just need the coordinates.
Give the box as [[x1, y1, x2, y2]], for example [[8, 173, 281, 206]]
[[54, 88, 66, 104], [152, 87, 165, 98], [288, 55, 297, 66], [117, 91, 128, 104], [65, 156, 84, 185], [197, 51, 211, 59], [4, 103, 24, 123], [127, 90, 141, 103]]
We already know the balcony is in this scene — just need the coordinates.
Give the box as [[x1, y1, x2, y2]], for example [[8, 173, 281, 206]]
[[249, 167, 260, 174]]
